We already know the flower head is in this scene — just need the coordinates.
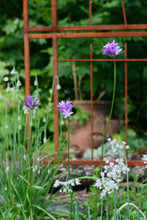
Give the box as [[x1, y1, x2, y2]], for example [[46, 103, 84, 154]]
[[23, 95, 40, 110], [103, 40, 122, 57], [57, 100, 73, 118]]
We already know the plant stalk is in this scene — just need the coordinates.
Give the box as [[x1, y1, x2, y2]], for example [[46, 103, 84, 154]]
[[99, 58, 116, 177]]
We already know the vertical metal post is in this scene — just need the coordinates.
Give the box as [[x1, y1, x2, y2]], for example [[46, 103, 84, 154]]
[[51, 0, 57, 26], [90, 43, 94, 160], [89, 0, 93, 25], [53, 37, 59, 153], [23, 0, 31, 97], [125, 43, 128, 154]]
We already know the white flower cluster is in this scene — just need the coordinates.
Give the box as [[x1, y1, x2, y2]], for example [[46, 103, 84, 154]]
[[94, 159, 130, 198], [53, 179, 81, 193], [107, 138, 130, 154]]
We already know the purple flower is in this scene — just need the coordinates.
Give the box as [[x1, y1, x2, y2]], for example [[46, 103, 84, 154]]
[[57, 100, 73, 118], [103, 40, 122, 57], [23, 95, 40, 110]]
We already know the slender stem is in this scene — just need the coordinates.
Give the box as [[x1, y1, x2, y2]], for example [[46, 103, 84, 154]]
[[114, 189, 117, 220], [125, 151, 130, 220], [100, 197, 103, 219], [99, 58, 116, 177], [106, 193, 109, 220], [67, 118, 71, 179], [28, 111, 33, 217], [67, 118, 73, 219]]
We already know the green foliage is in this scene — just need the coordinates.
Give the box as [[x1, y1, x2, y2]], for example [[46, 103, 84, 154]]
[[82, 182, 147, 220]]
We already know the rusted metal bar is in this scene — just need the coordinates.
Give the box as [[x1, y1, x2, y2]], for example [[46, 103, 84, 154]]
[[121, 0, 127, 25], [42, 159, 147, 166], [124, 43, 128, 152], [58, 58, 147, 62], [23, 0, 30, 97], [51, 0, 57, 26], [90, 43, 94, 160], [89, 0, 93, 26], [52, 37, 59, 153], [28, 24, 147, 32], [29, 31, 147, 39]]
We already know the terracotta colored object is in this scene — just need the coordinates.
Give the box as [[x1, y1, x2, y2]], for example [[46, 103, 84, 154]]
[[66, 100, 124, 157]]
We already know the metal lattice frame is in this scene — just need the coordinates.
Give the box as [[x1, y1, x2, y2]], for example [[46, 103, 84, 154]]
[[23, 0, 147, 166]]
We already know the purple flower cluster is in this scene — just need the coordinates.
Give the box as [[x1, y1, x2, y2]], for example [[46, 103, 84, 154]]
[[57, 100, 73, 118], [23, 95, 40, 110], [103, 40, 122, 57]]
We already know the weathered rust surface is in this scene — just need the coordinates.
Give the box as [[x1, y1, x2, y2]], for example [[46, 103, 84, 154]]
[[28, 24, 147, 32], [29, 32, 147, 39], [58, 59, 147, 62], [90, 43, 94, 160], [23, 0, 30, 96], [43, 159, 147, 167], [23, 0, 147, 167]]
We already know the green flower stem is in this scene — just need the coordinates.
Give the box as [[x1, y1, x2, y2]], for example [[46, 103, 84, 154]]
[[106, 193, 109, 220], [124, 150, 130, 220], [114, 189, 117, 220], [67, 118, 71, 180], [67, 118, 73, 219], [28, 111, 33, 217], [99, 58, 116, 177]]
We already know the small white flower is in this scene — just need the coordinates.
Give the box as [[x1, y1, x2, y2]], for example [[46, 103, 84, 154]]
[[43, 118, 46, 123], [110, 139, 117, 145], [109, 162, 114, 167], [54, 180, 60, 188], [126, 145, 130, 149], [94, 179, 102, 188], [10, 67, 17, 75], [105, 159, 109, 164], [56, 84, 61, 90], [16, 80, 21, 87], [107, 138, 111, 142], [71, 181, 75, 186], [34, 80, 38, 86], [18, 125, 22, 130], [32, 168, 36, 172], [75, 179, 81, 185], [101, 172, 105, 178], [5, 187, 7, 191], [61, 120, 64, 125]]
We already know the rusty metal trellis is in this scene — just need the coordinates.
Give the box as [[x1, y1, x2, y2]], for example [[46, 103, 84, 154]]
[[23, 0, 147, 166]]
